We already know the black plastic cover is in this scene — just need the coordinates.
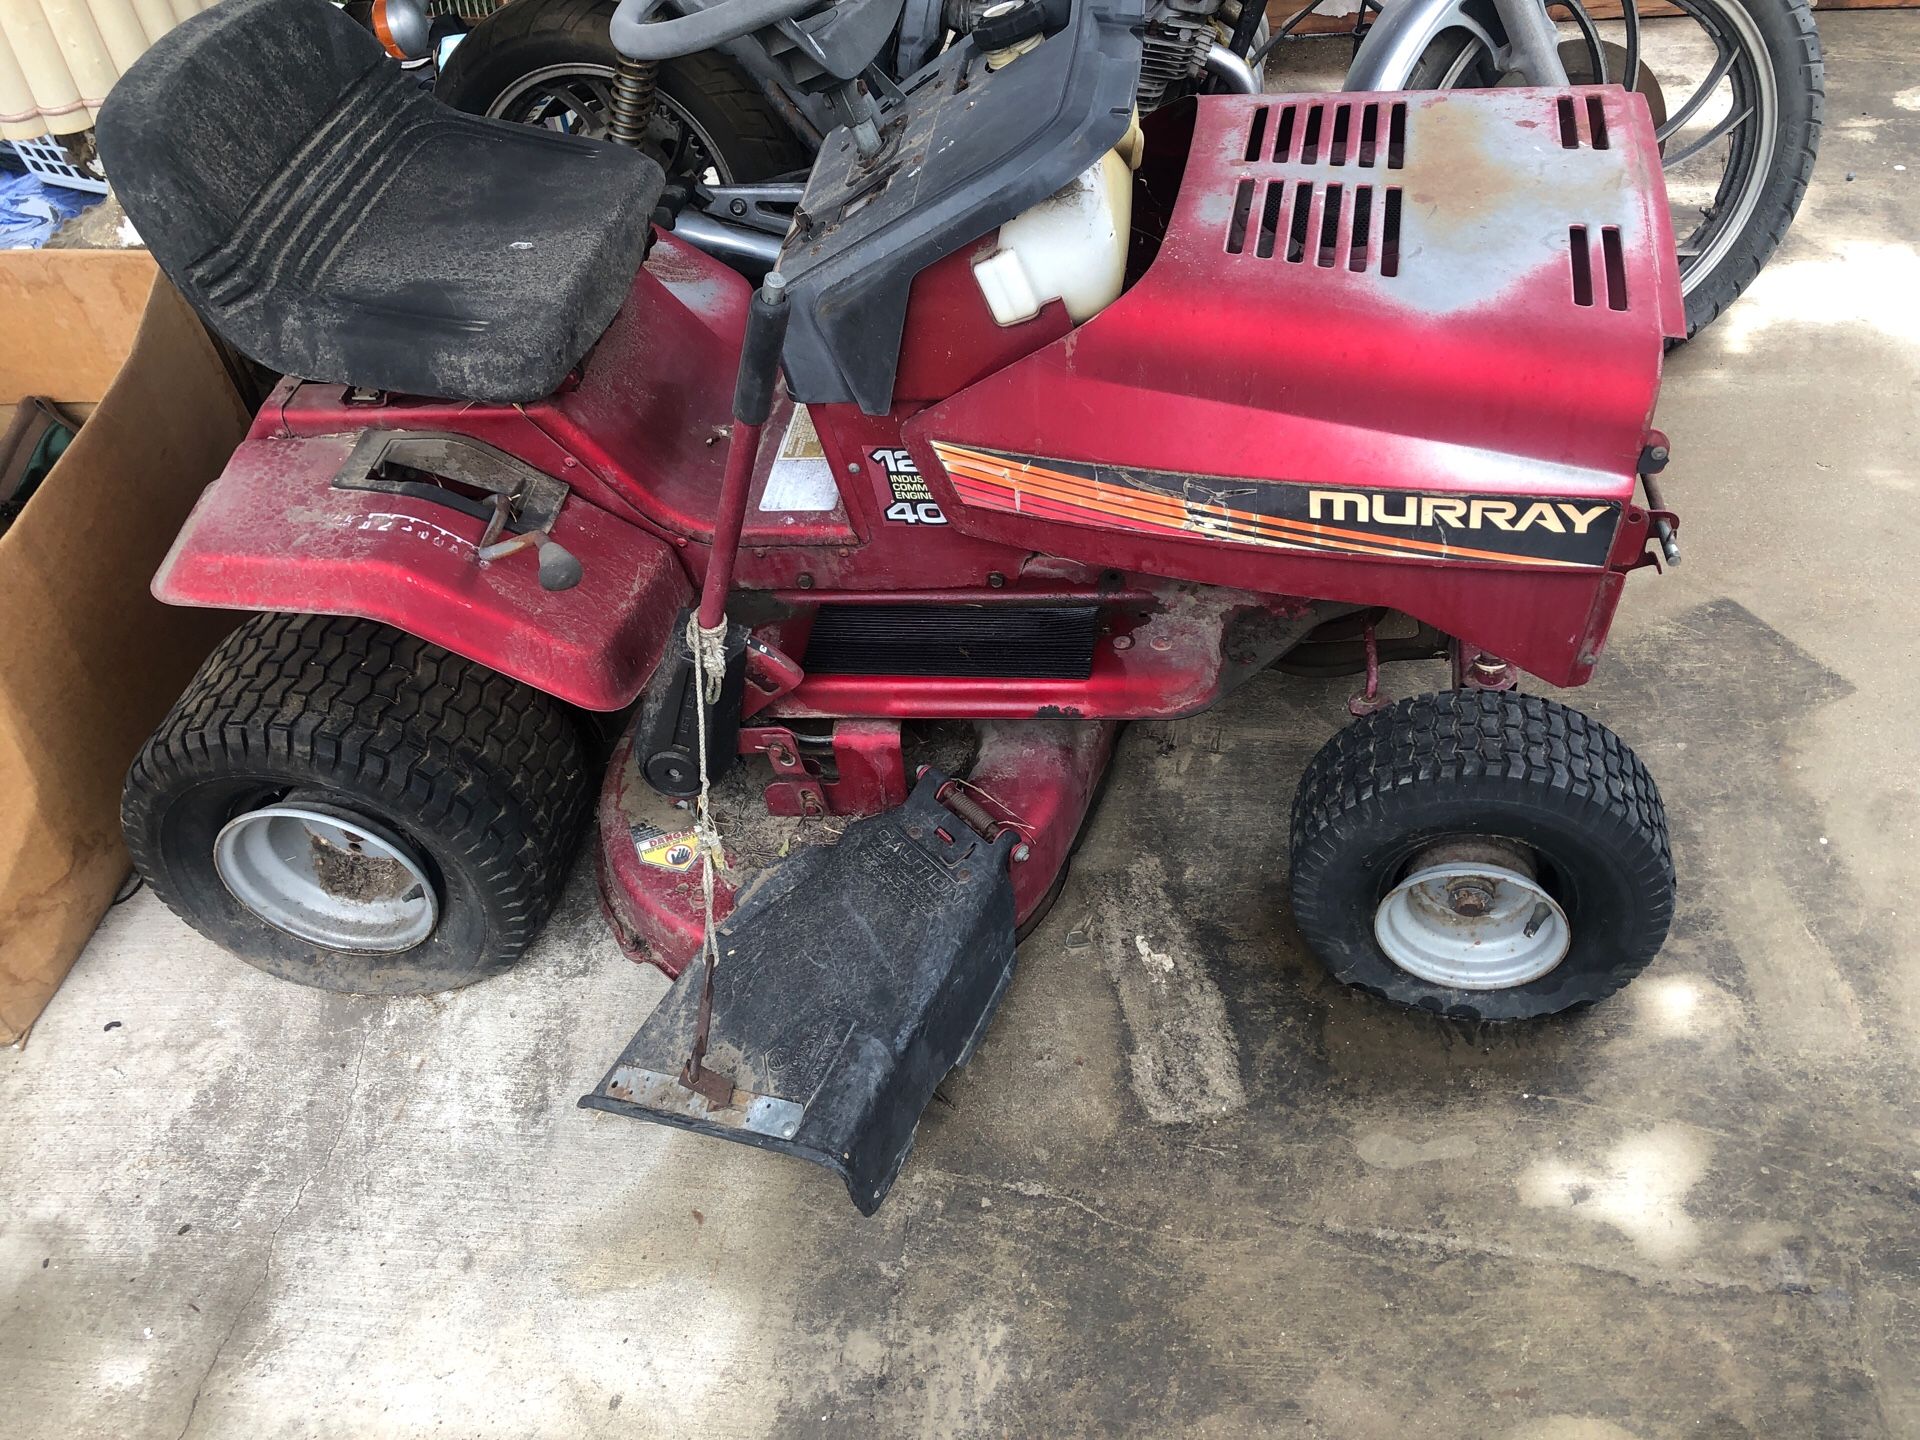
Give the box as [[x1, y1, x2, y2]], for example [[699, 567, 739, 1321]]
[[776, 0, 1144, 414], [634, 610, 750, 798], [971, 0, 1047, 50], [98, 0, 664, 403], [804, 603, 1100, 677], [580, 772, 1019, 1213]]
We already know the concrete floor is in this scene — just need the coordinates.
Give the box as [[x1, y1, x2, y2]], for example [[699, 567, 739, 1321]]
[[7, 12, 1920, 1438]]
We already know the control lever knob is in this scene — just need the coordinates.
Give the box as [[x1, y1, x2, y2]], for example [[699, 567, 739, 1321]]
[[537, 537, 583, 592]]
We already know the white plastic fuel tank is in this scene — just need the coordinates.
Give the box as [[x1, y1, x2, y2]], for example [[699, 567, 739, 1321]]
[[971, 120, 1142, 328]]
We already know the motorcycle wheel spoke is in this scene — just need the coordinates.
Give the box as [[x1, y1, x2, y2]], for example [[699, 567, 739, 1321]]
[[543, 86, 580, 115], [1663, 102, 1754, 169], [1656, 38, 1741, 147], [1551, 0, 1609, 85]]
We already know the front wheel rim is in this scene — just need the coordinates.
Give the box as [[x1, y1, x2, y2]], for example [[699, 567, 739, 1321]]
[[1656, 0, 1780, 300], [1409, 0, 1782, 304], [213, 804, 439, 953], [1373, 849, 1571, 990]]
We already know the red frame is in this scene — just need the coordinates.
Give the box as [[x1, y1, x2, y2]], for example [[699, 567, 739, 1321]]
[[154, 88, 1681, 710]]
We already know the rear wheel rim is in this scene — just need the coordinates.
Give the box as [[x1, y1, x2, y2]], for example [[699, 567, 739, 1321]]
[[484, 63, 738, 184], [1373, 848, 1571, 990], [213, 804, 438, 953]]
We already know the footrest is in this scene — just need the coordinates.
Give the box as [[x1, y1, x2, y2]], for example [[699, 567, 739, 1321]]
[[579, 771, 1019, 1213]]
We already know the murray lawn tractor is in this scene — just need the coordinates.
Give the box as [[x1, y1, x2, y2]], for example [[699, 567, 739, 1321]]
[[99, 0, 1680, 1212]]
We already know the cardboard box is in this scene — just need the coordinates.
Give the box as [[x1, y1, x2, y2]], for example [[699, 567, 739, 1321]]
[[0, 253, 250, 1044]]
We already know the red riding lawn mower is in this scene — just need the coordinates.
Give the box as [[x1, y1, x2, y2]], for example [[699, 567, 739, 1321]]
[[99, 0, 1681, 1212]]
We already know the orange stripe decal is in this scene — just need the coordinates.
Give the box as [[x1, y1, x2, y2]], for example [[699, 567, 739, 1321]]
[[929, 441, 1614, 570]]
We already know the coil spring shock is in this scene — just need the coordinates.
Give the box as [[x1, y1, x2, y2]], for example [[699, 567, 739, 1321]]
[[608, 56, 659, 148]]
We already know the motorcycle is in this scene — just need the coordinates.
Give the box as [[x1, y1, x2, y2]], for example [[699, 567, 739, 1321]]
[[431, 0, 1821, 336]]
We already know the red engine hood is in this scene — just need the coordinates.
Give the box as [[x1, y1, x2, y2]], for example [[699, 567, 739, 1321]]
[[907, 86, 1682, 684]]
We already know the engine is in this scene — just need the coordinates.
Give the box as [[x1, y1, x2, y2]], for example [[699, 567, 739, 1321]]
[[1135, 1, 1238, 109], [945, 0, 1254, 111]]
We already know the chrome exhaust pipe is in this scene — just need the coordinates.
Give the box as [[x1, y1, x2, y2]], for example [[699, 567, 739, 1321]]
[[671, 210, 784, 268], [1205, 42, 1261, 95]]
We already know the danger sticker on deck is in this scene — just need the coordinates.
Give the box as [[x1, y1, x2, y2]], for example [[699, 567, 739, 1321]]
[[630, 826, 702, 873]]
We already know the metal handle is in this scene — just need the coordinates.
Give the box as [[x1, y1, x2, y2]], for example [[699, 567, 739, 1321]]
[[1639, 470, 1681, 568]]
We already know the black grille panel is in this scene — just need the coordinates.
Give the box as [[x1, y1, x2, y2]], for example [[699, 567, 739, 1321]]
[[804, 605, 1101, 679]]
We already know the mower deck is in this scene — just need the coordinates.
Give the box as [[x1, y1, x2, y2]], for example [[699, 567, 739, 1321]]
[[596, 716, 1118, 979]]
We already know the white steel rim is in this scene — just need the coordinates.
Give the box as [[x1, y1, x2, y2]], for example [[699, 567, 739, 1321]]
[[214, 805, 437, 953], [1374, 860, 1571, 990]]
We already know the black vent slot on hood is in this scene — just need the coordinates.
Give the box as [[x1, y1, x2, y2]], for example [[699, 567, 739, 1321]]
[[1264, 100, 1413, 168], [1568, 224, 1630, 309], [804, 605, 1101, 679], [1229, 181, 1400, 274]]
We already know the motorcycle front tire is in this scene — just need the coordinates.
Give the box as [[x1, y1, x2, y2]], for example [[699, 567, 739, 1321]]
[[1397, 0, 1822, 338]]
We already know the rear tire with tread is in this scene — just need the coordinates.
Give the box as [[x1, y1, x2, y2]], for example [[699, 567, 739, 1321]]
[[435, 0, 810, 182], [123, 613, 595, 995]]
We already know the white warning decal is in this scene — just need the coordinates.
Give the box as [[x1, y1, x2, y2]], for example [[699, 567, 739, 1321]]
[[759, 405, 841, 512]]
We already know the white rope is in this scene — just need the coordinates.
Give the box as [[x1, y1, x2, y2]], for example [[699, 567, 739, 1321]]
[[687, 612, 731, 978]]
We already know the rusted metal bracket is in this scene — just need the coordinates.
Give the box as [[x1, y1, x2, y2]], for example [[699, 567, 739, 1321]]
[[924, 770, 1034, 863], [742, 724, 828, 817], [1638, 429, 1681, 568], [1453, 642, 1519, 692], [1639, 479, 1681, 569], [1346, 620, 1388, 717], [678, 959, 734, 1107]]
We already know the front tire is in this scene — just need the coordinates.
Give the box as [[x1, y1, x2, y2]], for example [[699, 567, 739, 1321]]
[[123, 613, 595, 995], [1288, 689, 1674, 1020]]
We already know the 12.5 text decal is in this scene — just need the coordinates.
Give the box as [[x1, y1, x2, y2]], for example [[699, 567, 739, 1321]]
[[871, 448, 947, 525]]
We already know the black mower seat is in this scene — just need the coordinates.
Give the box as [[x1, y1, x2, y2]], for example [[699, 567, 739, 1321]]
[[97, 0, 664, 403]]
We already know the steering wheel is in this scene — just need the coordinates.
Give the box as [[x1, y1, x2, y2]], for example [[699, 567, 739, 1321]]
[[610, 0, 823, 60]]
